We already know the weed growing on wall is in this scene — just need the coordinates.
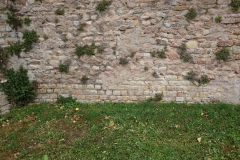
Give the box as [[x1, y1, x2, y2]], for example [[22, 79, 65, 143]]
[[55, 8, 65, 15], [0, 47, 9, 74], [75, 43, 103, 57], [6, 5, 22, 31], [57, 95, 76, 106], [0, 66, 36, 106], [96, 0, 112, 12], [215, 47, 230, 61], [22, 30, 39, 52], [150, 49, 166, 59], [229, 0, 240, 12], [119, 58, 128, 65], [24, 17, 31, 26], [59, 63, 69, 73], [6, 41, 22, 57], [147, 93, 163, 102], [185, 71, 210, 86], [81, 75, 89, 84], [215, 15, 222, 23], [178, 44, 192, 62], [185, 8, 197, 20]]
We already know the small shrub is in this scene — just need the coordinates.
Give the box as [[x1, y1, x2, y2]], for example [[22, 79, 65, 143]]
[[178, 44, 192, 62], [55, 8, 65, 15], [185, 8, 197, 20], [0, 47, 9, 73], [144, 66, 148, 71], [215, 47, 230, 61], [78, 25, 84, 31], [81, 75, 89, 84], [130, 52, 136, 58], [185, 70, 197, 81], [119, 58, 128, 65], [6, 41, 22, 57], [6, 8, 22, 31], [150, 49, 166, 59], [22, 30, 39, 52], [55, 18, 59, 23], [199, 75, 210, 85], [147, 93, 163, 102], [43, 34, 48, 40], [96, 0, 112, 12], [24, 17, 31, 26], [229, 0, 240, 12], [7, 5, 18, 13], [0, 66, 36, 106], [59, 63, 69, 73], [75, 43, 96, 57], [57, 95, 76, 105], [215, 15, 222, 23]]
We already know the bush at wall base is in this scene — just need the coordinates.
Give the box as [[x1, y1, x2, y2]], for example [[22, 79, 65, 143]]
[[0, 66, 36, 107]]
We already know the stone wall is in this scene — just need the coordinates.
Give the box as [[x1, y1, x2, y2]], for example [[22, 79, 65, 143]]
[[0, 0, 240, 111]]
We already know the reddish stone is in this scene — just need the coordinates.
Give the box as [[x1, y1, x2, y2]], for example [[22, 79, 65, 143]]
[[217, 40, 233, 47], [235, 55, 240, 60]]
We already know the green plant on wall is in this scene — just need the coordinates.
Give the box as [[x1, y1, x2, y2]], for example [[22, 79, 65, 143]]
[[6, 41, 22, 57], [59, 63, 69, 73], [24, 17, 31, 26], [185, 8, 197, 20], [22, 30, 39, 52], [229, 0, 240, 12], [6, 5, 22, 31], [215, 47, 230, 61], [215, 15, 222, 23], [75, 43, 103, 57], [119, 57, 128, 65], [150, 49, 166, 59], [178, 44, 192, 62], [199, 75, 210, 85], [0, 47, 9, 74], [96, 0, 112, 12], [185, 70, 210, 86], [81, 75, 89, 84], [0, 66, 36, 106], [55, 8, 65, 15]]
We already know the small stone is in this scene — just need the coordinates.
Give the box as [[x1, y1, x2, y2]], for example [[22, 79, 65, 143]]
[[27, 0, 35, 4], [73, 21, 79, 26], [173, 6, 189, 11], [217, 40, 233, 47], [18, 32, 23, 38], [164, 22, 171, 28], [186, 40, 198, 49], [6, 25, 12, 32], [203, 30, 210, 36], [232, 46, 240, 54], [0, 38, 5, 45]]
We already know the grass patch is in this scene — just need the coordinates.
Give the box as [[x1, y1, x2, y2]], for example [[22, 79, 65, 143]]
[[0, 102, 239, 159]]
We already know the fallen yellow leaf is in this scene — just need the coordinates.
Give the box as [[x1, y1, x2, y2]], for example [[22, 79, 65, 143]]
[[197, 137, 202, 143]]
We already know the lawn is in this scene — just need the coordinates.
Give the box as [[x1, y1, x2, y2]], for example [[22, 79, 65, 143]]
[[0, 101, 239, 160]]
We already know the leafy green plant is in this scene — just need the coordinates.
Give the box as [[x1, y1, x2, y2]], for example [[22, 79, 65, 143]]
[[184, 8, 197, 20], [0, 47, 9, 74], [96, 0, 112, 12], [150, 49, 166, 59], [185, 70, 197, 82], [199, 75, 210, 85], [215, 47, 230, 61], [43, 34, 48, 40], [24, 17, 31, 26], [130, 52, 136, 58], [22, 30, 39, 52], [78, 25, 84, 31], [147, 93, 163, 102], [229, 0, 240, 12], [55, 8, 65, 15], [178, 44, 192, 62], [59, 63, 69, 73], [56, 95, 76, 105], [81, 75, 89, 84], [6, 41, 22, 57], [0, 66, 36, 106], [6, 7, 22, 31], [215, 15, 222, 23], [75, 43, 100, 57], [119, 57, 128, 65], [144, 66, 148, 71], [54, 18, 59, 23]]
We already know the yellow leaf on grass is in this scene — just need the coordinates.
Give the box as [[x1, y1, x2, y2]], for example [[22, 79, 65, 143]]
[[197, 137, 202, 143], [109, 121, 114, 127]]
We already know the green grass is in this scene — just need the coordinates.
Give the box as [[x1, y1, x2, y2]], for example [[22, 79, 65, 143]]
[[0, 102, 239, 159]]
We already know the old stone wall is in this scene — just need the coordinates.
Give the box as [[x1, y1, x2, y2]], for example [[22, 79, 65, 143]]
[[0, 0, 240, 112]]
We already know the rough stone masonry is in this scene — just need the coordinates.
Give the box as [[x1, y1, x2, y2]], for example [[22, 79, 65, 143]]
[[1, 0, 240, 114]]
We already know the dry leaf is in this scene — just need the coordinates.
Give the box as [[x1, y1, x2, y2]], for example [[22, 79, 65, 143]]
[[109, 121, 114, 127]]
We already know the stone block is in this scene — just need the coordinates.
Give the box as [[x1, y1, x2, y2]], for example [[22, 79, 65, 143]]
[[186, 40, 198, 49], [113, 90, 121, 96], [176, 97, 185, 102]]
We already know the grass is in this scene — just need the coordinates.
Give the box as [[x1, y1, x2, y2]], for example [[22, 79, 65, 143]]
[[0, 102, 239, 159]]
